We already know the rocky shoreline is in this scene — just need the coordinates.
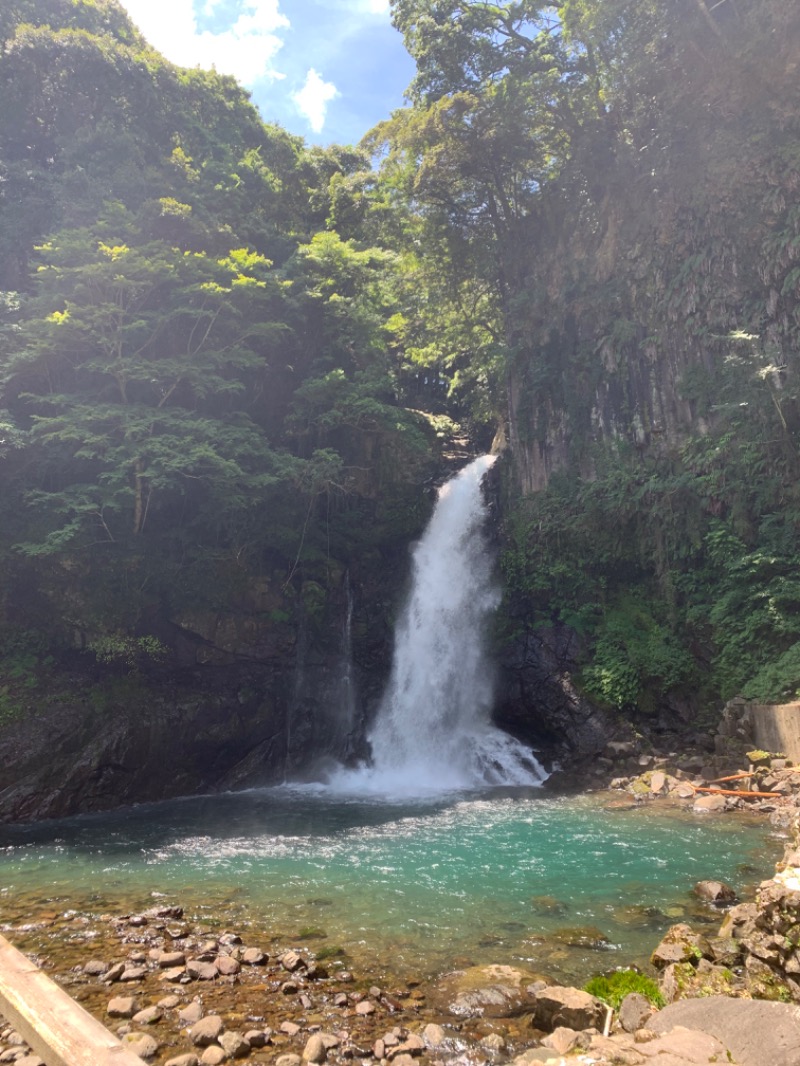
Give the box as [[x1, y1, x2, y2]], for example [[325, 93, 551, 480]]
[[4, 722, 800, 1066]]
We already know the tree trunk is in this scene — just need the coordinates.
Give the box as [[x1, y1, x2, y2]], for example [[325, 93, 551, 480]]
[[132, 458, 146, 535]]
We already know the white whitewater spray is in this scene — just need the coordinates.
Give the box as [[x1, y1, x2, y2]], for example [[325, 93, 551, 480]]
[[354, 455, 546, 793]]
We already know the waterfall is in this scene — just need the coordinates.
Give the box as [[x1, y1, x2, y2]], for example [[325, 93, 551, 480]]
[[332, 455, 545, 794]]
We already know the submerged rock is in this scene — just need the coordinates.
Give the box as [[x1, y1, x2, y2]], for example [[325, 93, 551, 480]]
[[694, 880, 737, 905], [550, 925, 612, 950], [529, 896, 570, 918], [429, 965, 544, 1018], [421, 1023, 446, 1047]]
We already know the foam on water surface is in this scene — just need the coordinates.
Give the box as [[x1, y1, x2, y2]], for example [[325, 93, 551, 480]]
[[0, 789, 780, 985]]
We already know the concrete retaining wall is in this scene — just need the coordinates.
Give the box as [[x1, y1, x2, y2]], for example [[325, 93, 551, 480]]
[[751, 701, 800, 762]]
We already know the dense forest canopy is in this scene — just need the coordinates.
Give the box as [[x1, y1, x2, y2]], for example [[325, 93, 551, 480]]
[[0, 0, 439, 676], [379, 0, 800, 715], [1, 0, 800, 735]]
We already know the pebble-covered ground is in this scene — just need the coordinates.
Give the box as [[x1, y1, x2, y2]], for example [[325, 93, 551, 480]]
[[0, 898, 532, 1066]]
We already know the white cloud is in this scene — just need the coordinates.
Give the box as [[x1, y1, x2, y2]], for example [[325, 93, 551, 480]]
[[293, 69, 339, 133], [119, 0, 288, 84], [327, 0, 390, 14]]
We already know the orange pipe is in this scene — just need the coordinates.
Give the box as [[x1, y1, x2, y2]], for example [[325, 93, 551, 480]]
[[693, 786, 781, 798]]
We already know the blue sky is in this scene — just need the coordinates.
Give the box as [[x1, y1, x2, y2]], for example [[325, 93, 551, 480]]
[[117, 0, 416, 146]]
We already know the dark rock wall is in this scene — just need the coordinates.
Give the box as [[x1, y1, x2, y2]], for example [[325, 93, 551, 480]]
[[0, 560, 400, 823], [0, 461, 609, 824], [494, 624, 611, 763]]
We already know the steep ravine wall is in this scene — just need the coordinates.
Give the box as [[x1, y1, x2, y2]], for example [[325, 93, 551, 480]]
[[502, 9, 800, 496], [0, 566, 392, 823]]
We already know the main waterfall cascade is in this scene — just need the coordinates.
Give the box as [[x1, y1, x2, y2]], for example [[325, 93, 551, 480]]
[[333, 455, 546, 793]]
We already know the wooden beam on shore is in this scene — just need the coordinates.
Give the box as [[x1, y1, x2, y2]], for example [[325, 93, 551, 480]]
[[0, 933, 145, 1066]]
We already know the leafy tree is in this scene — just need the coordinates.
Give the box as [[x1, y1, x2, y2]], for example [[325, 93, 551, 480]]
[[5, 217, 286, 552]]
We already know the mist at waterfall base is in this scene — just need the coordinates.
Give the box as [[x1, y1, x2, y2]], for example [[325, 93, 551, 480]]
[[329, 455, 545, 795]]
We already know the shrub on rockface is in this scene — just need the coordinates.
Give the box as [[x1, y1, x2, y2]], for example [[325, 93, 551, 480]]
[[584, 969, 664, 1011]]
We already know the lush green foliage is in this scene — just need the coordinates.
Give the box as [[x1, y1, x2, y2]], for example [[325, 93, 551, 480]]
[[500, 356, 800, 709], [384, 0, 800, 716], [0, 0, 439, 656], [584, 969, 664, 1010], [0, 626, 56, 722], [3, 0, 800, 727]]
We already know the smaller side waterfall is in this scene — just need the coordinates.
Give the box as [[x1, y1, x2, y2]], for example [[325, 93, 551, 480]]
[[335, 570, 358, 760], [335, 455, 545, 794]]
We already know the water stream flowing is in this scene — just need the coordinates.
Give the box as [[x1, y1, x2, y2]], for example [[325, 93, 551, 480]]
[[333, 455, 545, 793], [0, 791, 780, 986]]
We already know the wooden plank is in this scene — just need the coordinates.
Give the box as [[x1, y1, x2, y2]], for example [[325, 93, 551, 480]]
[[0, 933, 146, 1066]]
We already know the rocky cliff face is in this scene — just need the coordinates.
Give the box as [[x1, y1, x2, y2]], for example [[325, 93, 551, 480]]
[[494, 624, 611, 763], [0, 554, 403, 822], [502, 7, 800, 496]]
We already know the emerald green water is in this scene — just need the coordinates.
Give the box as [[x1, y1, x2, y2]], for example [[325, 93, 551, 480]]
[[0, 787, 780, 985]]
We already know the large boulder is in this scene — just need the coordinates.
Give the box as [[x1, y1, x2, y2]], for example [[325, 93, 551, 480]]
[[648, 996, 800, 1066], [618, 992, 654, 1033], [531, 985, 607, 1032], [651, 924, 711, 969], [693, 795, 727, 813], [694, 880, 736, 905]]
